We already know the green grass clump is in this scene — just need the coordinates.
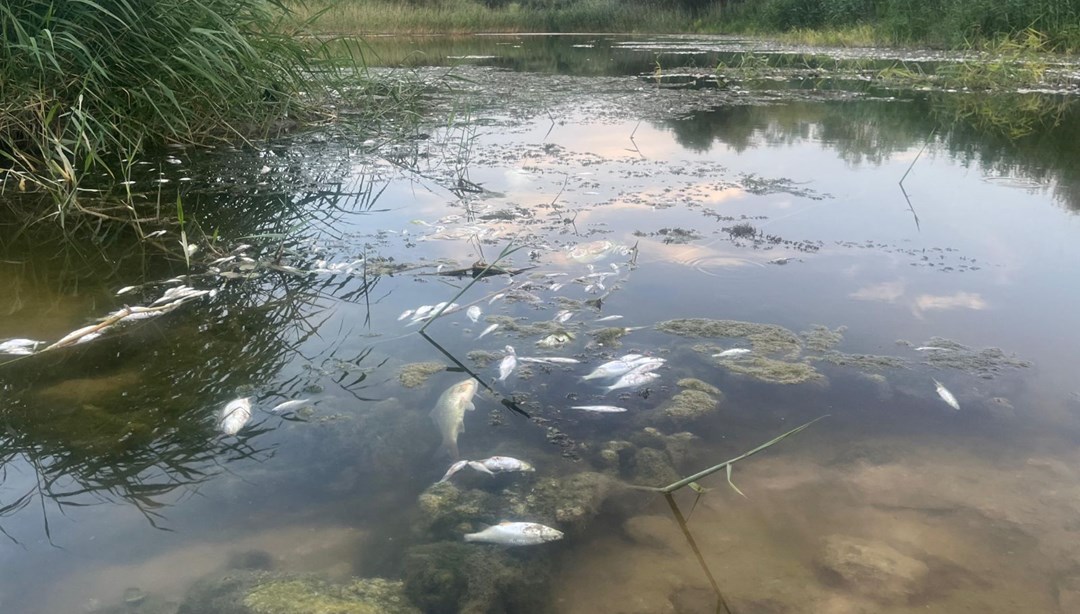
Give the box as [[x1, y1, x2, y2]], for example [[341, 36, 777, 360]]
[[0, 0, 353, 212]]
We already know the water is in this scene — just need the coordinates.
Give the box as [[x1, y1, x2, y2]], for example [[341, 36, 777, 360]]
[[2, 34, 1080, 613]]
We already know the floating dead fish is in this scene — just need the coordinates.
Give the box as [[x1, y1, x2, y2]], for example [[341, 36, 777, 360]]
[[398, 309, 415, 321], [489, 293, 506, 305], [581, 359, 636, 381], [553, 310, 574, 324], [518, 356, 581, 365], [0, 338, 43, 355], [605, 370, 660, 393], [549, 283, 565, 292], [568, 240, 627, 264], [768, 257, 792, 265], [594, 315, 623, 322], [464, 521, 563, 546], [915, 346, 953, 352], [270, 398, 311, 413], [477, 323, 499, 339], [467, 306, 482, 323], [497, 346, 517, 382], [116, 285, 138, 296], [571, 405, 627, 413], [218, 397, 252, 436], [144, 230, 167, 239], [713, 348, 752, 358], [431, 378, 478, 459], [933, 378, 960, 410], [536, 332, 575, 348]]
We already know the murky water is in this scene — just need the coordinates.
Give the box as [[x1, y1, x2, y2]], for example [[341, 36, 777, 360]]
[[3, 34, 1080, 613]]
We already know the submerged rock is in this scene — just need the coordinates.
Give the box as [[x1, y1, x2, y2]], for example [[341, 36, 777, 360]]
[[353, 399, 436, 483], [403, 541, 551, 614], [627, 447, 681, 487], [178, 571, 417, 614], [659, 379, 723, 421], [415, 482, 502, 540], [817, 535, 929, 604], [523, 471, 616, 535], [724, 356, 824, 385], [398, 362, 446, 388], [657, 318, 802, 358]]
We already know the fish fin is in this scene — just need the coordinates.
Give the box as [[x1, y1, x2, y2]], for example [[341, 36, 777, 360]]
[[466, 401, 476, 411], [468, 461, 495, 476]]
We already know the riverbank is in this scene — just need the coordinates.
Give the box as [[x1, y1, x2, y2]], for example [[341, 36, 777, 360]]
[[294, 0, 1080, 52]]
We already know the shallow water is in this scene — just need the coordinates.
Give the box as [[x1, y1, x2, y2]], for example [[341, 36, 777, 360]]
[[2, 34, 1080, 613]]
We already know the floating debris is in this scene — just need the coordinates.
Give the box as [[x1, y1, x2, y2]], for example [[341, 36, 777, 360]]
[[933, 378, 960, 410], [536, 331, 575, 348], [219, 397, 252, 436], [464, 521, 563, 546]]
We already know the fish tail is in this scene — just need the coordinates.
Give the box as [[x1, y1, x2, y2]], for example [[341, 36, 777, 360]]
[[463, 533, 479, 542]]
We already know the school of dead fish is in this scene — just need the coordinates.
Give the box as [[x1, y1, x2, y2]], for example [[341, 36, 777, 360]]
[[0, 238, 980, 547]]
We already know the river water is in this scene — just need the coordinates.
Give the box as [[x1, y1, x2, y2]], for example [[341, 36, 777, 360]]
[[2, 34, 1080, 613]]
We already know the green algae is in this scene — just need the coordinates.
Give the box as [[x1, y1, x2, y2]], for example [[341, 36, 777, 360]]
[[486, 315, 567, 338], [662, 389, 720, 421], [800, 325, 847, 352], [810, 351, 908, 371], [243, 578, 417, 614], [466, 350, 500, 368], [628, 447, 681, 486], [725, 356, 824, 385], [589, 327, 627, 348], [675, 377, 721, 397], [416, 482, 502, 539], [657, 318, 802, 358], [911, 337, 1031, 379], [398, 362, 446, 388]]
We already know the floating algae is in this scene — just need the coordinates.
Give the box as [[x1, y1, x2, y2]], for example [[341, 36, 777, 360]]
[[398, 362, 446, 388], [724, 356, 824, 385], [800, 325, 847, 352], [485, 315, 568, 338], [466, 350, 500, 368], [243, 577, 418, 614], [659, 378, 723, 421], [658, 318, 802, 358], [589, 327, 628, 348], [910, 337, 1031, 379], [810, 351, 908, 371]]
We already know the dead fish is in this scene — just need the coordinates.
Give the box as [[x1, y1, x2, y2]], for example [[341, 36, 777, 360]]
[[498, 346, 517, 382], [605, 370, 660, 393], [270, 398, 310, 413], [218, 397, 252, 436], [467, 456, 535, 476], [933, 378, 960, 410], [438, 460, 470, 483], [0, 338, 44, 355], [115, 285, 138, 296], [430, 378, 478, 459], [549, 283, 565, 292], [489, 293, 506, 305], [536, 332, 575, 348], [464, 521, 563, 546], [571, 405, 627, 413], [144, 229, 167, 239], [518, 356, 580, 365], [553, 310, 574, 324], [467, 306, 482, 323], [398, 309, 415, 321], [594, 315, 623, 322], [915, 346, 953, 352], [581, 359, 636, 381], [713, 348, 751, 358], [477, 323, 499, 339]]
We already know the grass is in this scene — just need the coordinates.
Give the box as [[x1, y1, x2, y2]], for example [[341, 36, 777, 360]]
[[0, 0, 423, 226]]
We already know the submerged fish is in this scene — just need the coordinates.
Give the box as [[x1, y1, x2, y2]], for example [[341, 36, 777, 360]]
[[713, 348, 751, 358], [605, 370, 660, 393], [218, 397, 252, 436], [430, 378, 478, 459], [467, 456, 535, 476], [438, 460, 470, 483], [477, 323, 499, 339], [571, 405, 627, 413], [270, 398, 310, 413], [933, 378, 960, 410], [467, 305, 482, 323], [464, 521, 564, 546], [0, 338, 43, 355], [497, 346, 517, 382]]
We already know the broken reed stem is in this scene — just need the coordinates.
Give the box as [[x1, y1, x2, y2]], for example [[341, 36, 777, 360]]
[[665, 493, 733, 614], [659, 415, 827, 493]]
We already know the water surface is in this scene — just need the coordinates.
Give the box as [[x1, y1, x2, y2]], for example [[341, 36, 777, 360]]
[[2, 34, 1080, 613]]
